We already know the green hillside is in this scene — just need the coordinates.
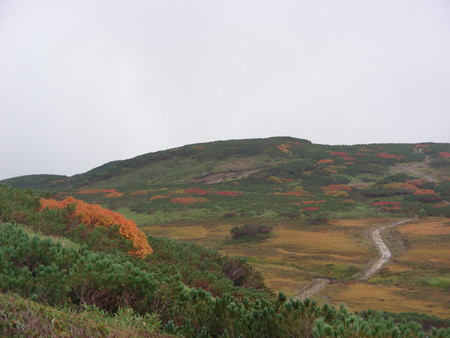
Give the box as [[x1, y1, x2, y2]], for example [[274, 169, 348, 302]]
[[5, 136, 448, 192], [4, 137, 449, 223]]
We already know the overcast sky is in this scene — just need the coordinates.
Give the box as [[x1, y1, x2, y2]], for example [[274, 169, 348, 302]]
[[1, 0, 449, 180]]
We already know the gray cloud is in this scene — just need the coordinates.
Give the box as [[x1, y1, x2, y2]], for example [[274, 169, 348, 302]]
[[1, 0, 449, 180]]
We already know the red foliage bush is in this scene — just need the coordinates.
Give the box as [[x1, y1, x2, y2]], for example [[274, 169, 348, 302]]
[[321, 184, 352, 193], [104, 192, 124, 198], [405, 179, 425, 188], [438, 152, 450, 158], [371, 201, 401, 206], [330, 152, 348, 157], [413, 189, 438, 195], [316, 159, 334, 165], [170, 197, 208, 204], [293, 200, 326, 205], [150, 195, 169, 200], [40, 197, 153, 257], [302, 207, 320, 212], [376, 152, 404, 160], [383, 182, 417, 192]]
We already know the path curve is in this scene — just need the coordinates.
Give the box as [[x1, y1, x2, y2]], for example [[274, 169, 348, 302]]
[[296, 218, 413, 300], [359, 218, 413, 281]]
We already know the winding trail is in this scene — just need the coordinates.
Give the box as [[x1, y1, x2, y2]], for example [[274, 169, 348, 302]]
[[296, 218, 413, 300], [359, 218, 414, 281]]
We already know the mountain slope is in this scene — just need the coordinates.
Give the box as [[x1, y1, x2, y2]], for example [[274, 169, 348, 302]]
[[4, 137, 449, 192]]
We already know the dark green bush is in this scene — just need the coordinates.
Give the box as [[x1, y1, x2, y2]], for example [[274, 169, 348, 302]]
[[230, 224, 273, 238]]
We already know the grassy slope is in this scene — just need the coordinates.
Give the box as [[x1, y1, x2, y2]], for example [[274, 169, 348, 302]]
[[0, 293, 163, 337]]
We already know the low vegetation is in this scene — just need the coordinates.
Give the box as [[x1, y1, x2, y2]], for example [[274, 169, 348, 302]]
[[230, 224, 273, 238], [1, 137, 449, 335]]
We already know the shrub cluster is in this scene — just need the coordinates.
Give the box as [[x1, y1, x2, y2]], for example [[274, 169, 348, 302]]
[[230, 224, 273, 238]]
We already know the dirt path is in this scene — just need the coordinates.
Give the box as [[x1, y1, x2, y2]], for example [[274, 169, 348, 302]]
[[296, 219, 413, 300], [391, 156, 437, 182], [296, 278, 331, 301], [359, 218, 413, 281]]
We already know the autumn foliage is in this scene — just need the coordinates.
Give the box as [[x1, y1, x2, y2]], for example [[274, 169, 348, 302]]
[[316, 159, 334, 165], [376, 152, 404, 160], [413, 189, 438, 195], [292, 200, 325, 205], [330, 152, 348, 157], [104, 192, 124, 198], [321, 184, 351, 197], [438, 152, 450, 158], [383, 182, 417, 192], [40, 197, 153, 258], [150, 195, 169, 200], [301, 207, 320, 212], [371, 201, 401, 206], [170, 197, 208, 204], [272, 186, 307, 197]]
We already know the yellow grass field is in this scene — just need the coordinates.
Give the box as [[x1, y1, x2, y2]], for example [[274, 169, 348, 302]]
[[318, 282, 450, 319]]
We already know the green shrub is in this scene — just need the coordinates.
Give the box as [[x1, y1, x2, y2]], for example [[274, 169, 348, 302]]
[[230, 224, 273, 238]]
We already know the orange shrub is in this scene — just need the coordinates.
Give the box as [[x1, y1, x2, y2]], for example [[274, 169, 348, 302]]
[[150, 195, 169, 200], [383, 182, 417, 191], [330, 151, 348, 157], [316, 159, 334, 165], [343, 199, 356, 204], [321, 184, 351, 197], [405, 179, 425, 188], [302, 207, 320, 212], [372, 201, 401, 206], [170, 197, 208, 204], [276, 144, 292, 154], [376, 152, 404, 160], [104, 192, 124, 198], [413, 189, 438, 195], [321, 184, 351, 192], [272, 186, 307, 197], [40, 197, 153, 258], [293, 200, 325, 205]]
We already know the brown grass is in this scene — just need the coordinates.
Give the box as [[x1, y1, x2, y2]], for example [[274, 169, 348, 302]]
[[318, 282, 450, 319], [397, 217, 450, 235], [330, 218, 395, 228]]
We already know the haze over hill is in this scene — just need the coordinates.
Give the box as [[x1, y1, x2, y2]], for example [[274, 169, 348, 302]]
[[1, 1, 449, 181]]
